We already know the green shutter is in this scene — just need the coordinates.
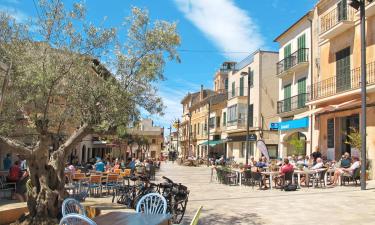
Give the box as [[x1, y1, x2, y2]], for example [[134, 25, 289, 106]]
[[231, 82, 235, 97], [284, 84, 291, 112], [223, 112, 226, 126], [239, 77, 244, 96], [297, 34, 306, 62], [297, 78, 307, 108], [225, 78, 228, 91], [284, 44, 292, 70], [336, 47, 351, 92]]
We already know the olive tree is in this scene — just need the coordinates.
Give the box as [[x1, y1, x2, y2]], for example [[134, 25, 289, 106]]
[[0, 1, 179, 224]]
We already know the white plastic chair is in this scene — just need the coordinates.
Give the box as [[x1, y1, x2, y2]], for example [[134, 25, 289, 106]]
[[62, 198, 85, 217], [135, 193, 167, 214], [59, 213, 96, 225]]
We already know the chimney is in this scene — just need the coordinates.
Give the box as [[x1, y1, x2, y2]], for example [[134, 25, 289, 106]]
[[200, 84, 204, 101]]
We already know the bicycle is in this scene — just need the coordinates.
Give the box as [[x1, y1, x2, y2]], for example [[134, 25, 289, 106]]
[[159, 176, 189, 224]]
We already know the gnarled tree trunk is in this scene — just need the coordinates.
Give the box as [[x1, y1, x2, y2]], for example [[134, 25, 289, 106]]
[[0, 124, 92, 225]]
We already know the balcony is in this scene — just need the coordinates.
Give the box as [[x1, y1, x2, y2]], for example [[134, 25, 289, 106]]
[[277, 93, 309, 114], [309, 61, 375, 101], [277, 48, 309, 76], [320, 5, 355, 40], [228, 87, 247, 99]]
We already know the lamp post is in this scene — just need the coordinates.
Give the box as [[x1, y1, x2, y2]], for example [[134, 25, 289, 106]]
[[176, 119, 180, 160], [207, 99, 211, 166], [349, 0, 367, 190], [241, 67, 252, 165], [187, 112, 192, 158]]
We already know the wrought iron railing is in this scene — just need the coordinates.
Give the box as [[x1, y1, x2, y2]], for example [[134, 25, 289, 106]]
[[320, 4, 355, 34], [277, 93, 309, 114], [309, 61, 375, 100], [277, 48, 309, 75]]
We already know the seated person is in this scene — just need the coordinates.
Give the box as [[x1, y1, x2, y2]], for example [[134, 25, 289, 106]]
[[95, 159, 105, 172], [311, 157, 324, 170], [256, 156, 268, 168], [330, 157, 360, 186], [7, 161, 22, 182], [275, 158, 294, 187], [339, 152, 351, 168], [295, 156, 305, 169]]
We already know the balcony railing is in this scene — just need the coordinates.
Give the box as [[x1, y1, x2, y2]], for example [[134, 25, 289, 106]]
[[277, 48, 309, 75], [320, 4, 355, 34], [228, 87, 248, 99], [277, 93, 309, 114], [309, 61, 375, 100]]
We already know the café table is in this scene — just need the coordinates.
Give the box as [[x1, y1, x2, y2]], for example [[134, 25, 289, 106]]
[[231, 169, 243, 186], [294, 168, 326, 188], [260, 171, 279, 190], [93, 211, 172, 225]]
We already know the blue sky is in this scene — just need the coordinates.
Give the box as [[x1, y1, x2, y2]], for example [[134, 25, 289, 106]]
[[0, 0, 316, 131]]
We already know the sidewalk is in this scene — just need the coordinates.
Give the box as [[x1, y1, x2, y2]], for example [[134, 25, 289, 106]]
[[158, 163, 375, 225]]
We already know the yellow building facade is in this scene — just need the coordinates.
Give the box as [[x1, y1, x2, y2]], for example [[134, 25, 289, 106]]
[[309, 0, 375, 178]]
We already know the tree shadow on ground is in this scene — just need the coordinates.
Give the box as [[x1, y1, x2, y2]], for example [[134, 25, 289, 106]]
[[180, 207, 265, 225]]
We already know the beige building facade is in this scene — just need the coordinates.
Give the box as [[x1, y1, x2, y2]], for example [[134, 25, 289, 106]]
[[274, 11, 314, 158], [225, 50, 279, 163], [308, 0, 375, 178]]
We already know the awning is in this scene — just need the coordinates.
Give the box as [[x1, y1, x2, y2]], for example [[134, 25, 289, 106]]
[[198, 139, 225, 146], [294, 107, 326, 119]]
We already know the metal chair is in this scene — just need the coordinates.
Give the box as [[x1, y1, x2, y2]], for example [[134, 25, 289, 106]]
[[135, 193, 167, 214], [341, 167, 361, 186], [62, 198, 85, 217], [59, 213, 96, 225]]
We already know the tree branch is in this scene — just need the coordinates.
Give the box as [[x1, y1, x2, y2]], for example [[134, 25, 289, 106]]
[[0, 136, 33, 157], [50, 123, 92, 163]]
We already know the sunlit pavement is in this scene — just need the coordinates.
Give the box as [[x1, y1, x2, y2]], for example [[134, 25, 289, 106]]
[[157, 162, 375, 225]]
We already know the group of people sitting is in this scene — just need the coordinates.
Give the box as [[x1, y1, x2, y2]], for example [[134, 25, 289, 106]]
[[236, 150, 361, 189]]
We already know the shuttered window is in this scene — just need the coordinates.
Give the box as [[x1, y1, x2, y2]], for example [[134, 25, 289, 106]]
[[297, 34, 306, 62], [239, 77, 244, 96], [297, 78, 307, 108]]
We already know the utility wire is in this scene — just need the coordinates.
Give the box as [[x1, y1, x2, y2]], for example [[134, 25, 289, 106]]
[[178, 49, 250, 54]]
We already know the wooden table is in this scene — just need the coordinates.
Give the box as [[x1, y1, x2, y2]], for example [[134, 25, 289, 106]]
[[93, 212, 172, 225]]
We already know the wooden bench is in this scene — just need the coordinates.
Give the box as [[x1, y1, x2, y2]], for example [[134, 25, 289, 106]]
[[0, 202, 28, 225]]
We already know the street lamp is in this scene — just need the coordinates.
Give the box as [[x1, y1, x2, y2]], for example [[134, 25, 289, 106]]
[[207, 99, 211, 166], [349, 0, 367, 190], [241, 67, 252, 165]]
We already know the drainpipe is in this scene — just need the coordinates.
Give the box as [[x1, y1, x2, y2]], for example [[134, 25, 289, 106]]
[[308, 16, 314, 156]]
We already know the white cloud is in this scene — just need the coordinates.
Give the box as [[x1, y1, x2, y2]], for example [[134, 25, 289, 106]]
[[174, 0, 264, 60], [0, 5, 28, 23]]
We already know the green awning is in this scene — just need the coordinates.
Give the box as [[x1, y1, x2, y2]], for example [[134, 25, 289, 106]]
[[198, 139, 225, 146]]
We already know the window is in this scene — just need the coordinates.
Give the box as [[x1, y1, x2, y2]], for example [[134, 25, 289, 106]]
[[240, 77, 244, 96], [216, 116, 221, 128], [223, 112, 227, 126], [209, 117, 215, 129], [297, 34, 306, 62], [197, 123, 200, 135], [327, 118, 335, 148], [336, 47, 351, 92], [248, 104, 254, 127], [152, 139, 156, 144], [231, 82, 236, 97], [284, 43, 292, 69], [194, 124, 196, 136], [337, 0, 348, 21], [227, 105, 237, 122], [297, 77, 307, 108], [284, 84, 291, 112], [225, 78, 228, 91], [249, 70, 254, 87]]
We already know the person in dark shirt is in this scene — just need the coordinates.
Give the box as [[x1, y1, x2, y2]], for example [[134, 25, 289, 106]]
[[311, 146, 322, 165], [340, 152, 351, 168]]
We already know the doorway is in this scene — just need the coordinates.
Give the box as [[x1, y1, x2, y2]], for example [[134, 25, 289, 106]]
[[341, 114, 359, 155]]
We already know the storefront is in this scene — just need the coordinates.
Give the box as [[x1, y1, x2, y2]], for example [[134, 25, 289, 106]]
[[274, 117, 310, 158]]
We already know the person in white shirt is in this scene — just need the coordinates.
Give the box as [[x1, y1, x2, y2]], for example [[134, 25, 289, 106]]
[[330, 157, 360, 186], [311, 158, 324, 170]]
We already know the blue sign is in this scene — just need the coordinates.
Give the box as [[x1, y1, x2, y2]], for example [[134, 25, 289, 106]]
[[270, 123, 279, 131], [278, 117, 309, 131]]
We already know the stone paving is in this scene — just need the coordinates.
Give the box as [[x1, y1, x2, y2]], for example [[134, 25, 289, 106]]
[[156, 162, 375, 225]]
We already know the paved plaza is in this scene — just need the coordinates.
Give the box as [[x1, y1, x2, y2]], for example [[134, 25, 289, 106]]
[[154, 163, 375, 225]]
